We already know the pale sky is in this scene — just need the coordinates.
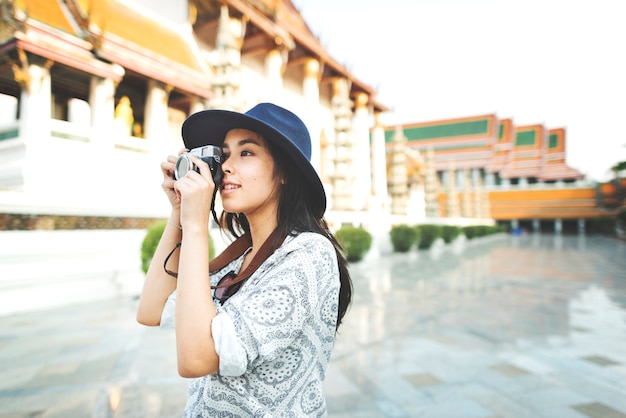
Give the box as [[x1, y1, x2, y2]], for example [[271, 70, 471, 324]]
[[293, 0, 626, 181]]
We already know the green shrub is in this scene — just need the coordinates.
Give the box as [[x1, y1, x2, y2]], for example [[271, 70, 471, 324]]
[[462, 225, 477, 239], [416, 224, 441, 249], [440, 225, 461, 244], [141, 220, 215, 273], [487, 225, 504, 235], [462, 224, 502, 240], [475, 225, 489, 237], [335, 225, 372, 262], [390, 224, 419, 252]]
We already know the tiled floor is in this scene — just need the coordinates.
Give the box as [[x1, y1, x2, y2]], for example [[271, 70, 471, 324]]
[[0, 233, 625, 417]]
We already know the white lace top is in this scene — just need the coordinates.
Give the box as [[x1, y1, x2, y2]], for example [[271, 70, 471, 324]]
[[161, 232, 340, 417]]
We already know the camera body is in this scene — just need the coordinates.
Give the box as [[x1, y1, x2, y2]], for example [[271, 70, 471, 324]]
[[174, 145, 223, 184]]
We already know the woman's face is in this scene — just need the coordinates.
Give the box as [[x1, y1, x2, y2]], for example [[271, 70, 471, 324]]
[[219, 129, 283, 220]]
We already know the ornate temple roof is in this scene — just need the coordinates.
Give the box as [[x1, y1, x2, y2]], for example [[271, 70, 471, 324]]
[[384, 114, 499, 171], [383, 115, 585, 182], [2, 0, 213, 98], [540, 128, 584, 181], [2, 0, 384, 107], [485, 118, 513, 174], [201, 0, 386, 110]]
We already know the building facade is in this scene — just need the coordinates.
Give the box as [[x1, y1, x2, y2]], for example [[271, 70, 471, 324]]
[[0, 0, 391, 315], [0, 0, 389, 231], [1, 0, 622, 315], [383, 114, 623, 233]]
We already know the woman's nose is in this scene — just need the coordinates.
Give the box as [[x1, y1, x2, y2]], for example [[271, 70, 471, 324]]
[[221, 159, 232, 174]]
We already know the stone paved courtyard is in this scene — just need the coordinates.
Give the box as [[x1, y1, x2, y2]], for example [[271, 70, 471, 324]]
[[1, 233, 625, 417]]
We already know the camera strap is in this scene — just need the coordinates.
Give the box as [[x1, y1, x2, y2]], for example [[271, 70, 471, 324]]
[[210, 187, 219, 226], [209, 227, 287, 290]]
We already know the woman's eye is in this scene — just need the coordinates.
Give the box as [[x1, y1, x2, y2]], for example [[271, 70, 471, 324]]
[[240, 150, 252, 156]]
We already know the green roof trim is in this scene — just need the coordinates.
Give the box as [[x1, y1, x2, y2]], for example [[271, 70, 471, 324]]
[[548, 133, 559, 149], [0, 128, 18, 140], [386, 141, 490, 152], [385, 119, 490, 143], [499, 123, 504, 139], [515, 130, 536, 146]]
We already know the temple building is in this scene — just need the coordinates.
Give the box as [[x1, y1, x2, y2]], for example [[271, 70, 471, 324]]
[[0, 0, 389, 232], [1, 0, 621, 236], [0, 0, 393, 314], [0, 0, 623, 316], [383, 114, 623, 233]]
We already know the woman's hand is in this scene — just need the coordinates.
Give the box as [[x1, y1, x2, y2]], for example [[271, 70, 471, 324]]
[[160, 149, 188, 209], [175, 154, 216, 232]]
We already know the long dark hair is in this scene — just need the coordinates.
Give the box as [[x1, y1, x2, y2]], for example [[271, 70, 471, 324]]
[[219, 139, 352, 331]]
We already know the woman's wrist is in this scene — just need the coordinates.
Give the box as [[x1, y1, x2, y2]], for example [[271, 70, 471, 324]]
[[167, 210, 183, 231], [168, 220, 182, 230]]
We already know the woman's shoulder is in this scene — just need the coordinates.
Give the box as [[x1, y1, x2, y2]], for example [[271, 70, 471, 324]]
[[282, 231, 334, 254]]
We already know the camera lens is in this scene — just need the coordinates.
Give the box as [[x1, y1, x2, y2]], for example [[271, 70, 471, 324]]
[[174, 155, 191, 180]]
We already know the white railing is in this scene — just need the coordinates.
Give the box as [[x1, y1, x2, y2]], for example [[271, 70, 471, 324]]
[[49, 118, 154, 154]]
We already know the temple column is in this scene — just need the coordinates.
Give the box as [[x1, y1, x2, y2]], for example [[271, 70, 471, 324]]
[[208, 4, 243, 110], [389, 127, 408, 215], [485, 172, 495, 187], [17, 61, 52, 143], [189, 96, 205, 115], [302, 58, 322, 174], [473, 174, 484, 218], [16, 60, 53, 193], [424, 147, 439, 217], [446, 162, 460, 217], [519, 177, 528, 188], [144, 80, 170, 148], [461, 168, 473, 217], [532, 219, 540, 233], [352, 92, 371, 211], [480, 178, 490, 218], [265, 48, 286, 103], [330, 78, 354, 211], [554, 218, 563, 234], [370, 111, 388, 206], [89, 75, 116, 145]]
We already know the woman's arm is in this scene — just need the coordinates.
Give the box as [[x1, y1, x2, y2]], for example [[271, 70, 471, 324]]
[[136, 153, 185, 326], [175, 225, 219, 377], [136, 211, 181, 326], [172, 155, 220, 378]]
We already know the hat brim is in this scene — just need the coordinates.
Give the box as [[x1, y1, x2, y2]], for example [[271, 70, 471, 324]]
[[181, 109, 326, 215]]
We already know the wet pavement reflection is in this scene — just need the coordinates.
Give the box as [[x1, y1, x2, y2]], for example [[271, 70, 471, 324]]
[[327, 233, 626, 417], [0, 233, 625, 417]]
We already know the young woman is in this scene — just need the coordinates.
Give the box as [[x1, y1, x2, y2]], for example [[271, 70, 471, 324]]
[[136, 102, 352, 416]]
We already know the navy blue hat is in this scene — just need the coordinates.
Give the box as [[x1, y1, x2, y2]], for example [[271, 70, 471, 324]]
[[181, 102, 326, 216]]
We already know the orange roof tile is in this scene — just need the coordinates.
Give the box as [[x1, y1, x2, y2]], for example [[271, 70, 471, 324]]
[[81, 0, 203, 72], [15, 0, 78, 35]]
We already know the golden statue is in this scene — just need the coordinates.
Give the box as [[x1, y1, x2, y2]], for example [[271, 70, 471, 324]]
[[114, 96, 134, 136]]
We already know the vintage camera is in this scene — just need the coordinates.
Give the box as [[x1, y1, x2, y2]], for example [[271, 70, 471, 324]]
[[174, 145, 223, 184]]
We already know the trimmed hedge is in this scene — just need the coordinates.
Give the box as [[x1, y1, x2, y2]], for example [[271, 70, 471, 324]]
[[141, 220, 215, 273], [416, 224, 441, 249], [390, 224, 420, 252], [335, 225, 372, 262], [441, 225, 461, 243], [462, 224, 502, 239]]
